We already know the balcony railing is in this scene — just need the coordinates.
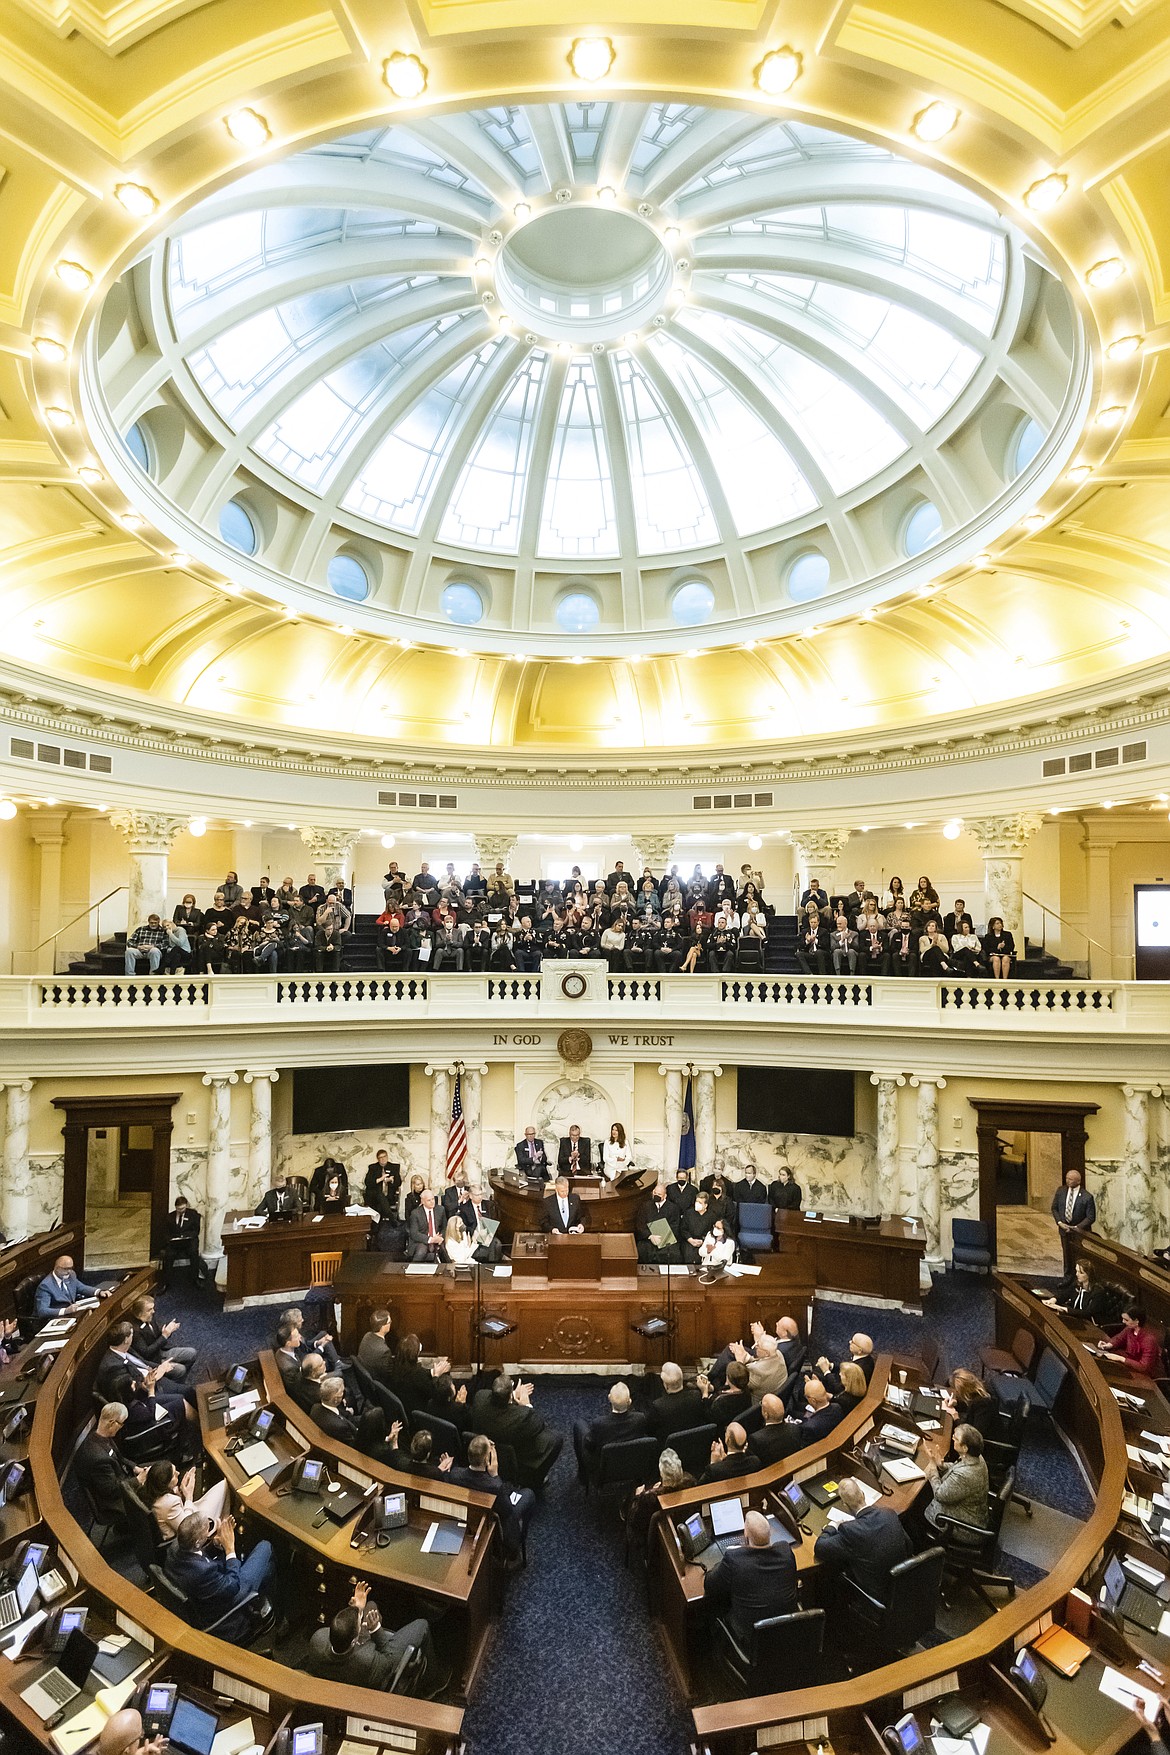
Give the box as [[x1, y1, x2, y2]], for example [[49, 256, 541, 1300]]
[[0, 969, 1161, 1036]]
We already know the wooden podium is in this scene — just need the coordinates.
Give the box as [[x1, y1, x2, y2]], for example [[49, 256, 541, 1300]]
[[511, 1230, 637, 1285], [547, 1231, 601, 1280]]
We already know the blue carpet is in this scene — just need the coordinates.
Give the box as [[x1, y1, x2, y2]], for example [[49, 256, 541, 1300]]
[[127, 1271, 1085, 1755]]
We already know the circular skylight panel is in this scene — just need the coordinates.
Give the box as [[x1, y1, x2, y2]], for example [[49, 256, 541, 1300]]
[[1012, 417, 1044, 475], [671, 578, 715, 625], [556, 590, 601, 633], [903, 501, 943, 557], [219, 498, 258, 556], [124, 422, 150, 472], [787, 551, 831, 601], [441, 581, 485, 625], [328, 554, 371, 602]]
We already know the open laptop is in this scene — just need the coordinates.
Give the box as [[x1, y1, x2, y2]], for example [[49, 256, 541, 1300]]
[[0, 1560, 38, 1632], [167, 1695, 220, 1755], [20, 1626, 99, 1720], [1100, 1553, 1169, 1632]]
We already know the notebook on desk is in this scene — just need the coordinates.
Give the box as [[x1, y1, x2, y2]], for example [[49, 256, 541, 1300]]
[[1031, 1623, 1090, 1677]]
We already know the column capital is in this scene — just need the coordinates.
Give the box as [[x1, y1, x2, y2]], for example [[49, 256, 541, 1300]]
[[632, 835, 676, 875], [789, 827, 852, 870], [29, 809, 69, 846], [242, 1070, 279, 1085], [298, 826, 357, 871], [658, 1063, 688, 1077], [966, 813, 1043, 858], [108, 809, 188, 855], [869, 1072, 907, 1087], [1123, 1082, 1164, 1098], [1, 1079, 33, 1094], [201, 1072, 239, 1088], [474, 834, 516, 871], [423, 1062, 457, 1078], [909, 1074, 947, 1089], [686, 1062, 723, 1077]]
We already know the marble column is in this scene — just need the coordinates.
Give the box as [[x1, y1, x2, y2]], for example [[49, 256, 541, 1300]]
[[1081, 829, 1118, 978], [633, 836, 676, 878], [968, 813, 1042, 938], [660, 1065, 684, 1180], [202, 1072, 238, 1253], [1, 1081, 33, 1239], [789, 828, 851, 894], [1121, 1083, 1160, 1254], [870, 1073, 905, 1217], [243, 1070, 279, 1208], [474, 835, 517, 873], [910, 1075, 946, 1261], [694, 1066, 721, 1181], [425, 1063, 451, 1188], [108, 810, 187, 929], [463, 1065, 486, 1184], [1154, 1090, 1170, 1242], [298, 828, 357, 890], [30, 811, 68, 974]]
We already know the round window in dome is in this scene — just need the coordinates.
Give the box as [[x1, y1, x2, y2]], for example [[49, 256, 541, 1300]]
[[903, 500, 943, 557], [670, 578, 715, 627], [328, 554, 370, 602], [1011, 416, 1044, 475], [124, 421, 151, 472], [787, 551, 830, 602], [440, 581, 485, 625], [555, 590, 601, 633], [218, 498, 258, 556]]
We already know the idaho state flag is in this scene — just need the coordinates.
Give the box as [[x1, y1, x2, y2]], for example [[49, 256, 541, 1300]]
[[679, 1076, 696, 1171]]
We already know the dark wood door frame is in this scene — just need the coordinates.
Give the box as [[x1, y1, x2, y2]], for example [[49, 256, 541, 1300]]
[[52, 1094, 180, 1263], [970, 1097, 1099, 1261]]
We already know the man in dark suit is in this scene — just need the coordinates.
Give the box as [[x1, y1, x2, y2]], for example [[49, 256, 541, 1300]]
[[700, 1422, 754, 1484], [706, 865, 736, 910], [735, 1167, 770, 1206], [33, 1254, 99, 1319], [356, 1309, 394, 1382], [814, 1479, 912, 1601], [160, 1197, 211, 1288], [313, 1376, 387, 1458], [708, 1315, 804, 1392], [605, 862, 629, 893], [468, 1373, 563, 1488], [1052, 1168, 1095, 1271], [364, 1152, 401, 1218], [96, 1321, 187, 1419], [514, 1128, 550, 1180], [800, 880, 829, 913], [766, 1377, 846, 1460], [699, 1360, 752, 1435], [407, 1190, 448, 1261], [166, 1510, 274, 1642], [448, 1434, 534, 1563], [130, 1294, 196, 1381], [635, 1181, 680, 1264], [541, 1177, 586, 1234], [74, 1402, 138, 1524], [459, 1182, 503, 1263], [571, 1380, 649, 1481], [704, 1510, 798, 1641], [306, 1580, 434, 1689], [746, 1395, 791, 1467], [814, 1333, 875, 1392], [557, 1127, 592, 1175], [648, 1361, 705, 1443], [291, 1353, 327, 1415], [254, 1176, 303, 1218]]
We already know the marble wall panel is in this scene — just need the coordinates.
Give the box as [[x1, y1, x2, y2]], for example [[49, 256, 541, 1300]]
[[24, 1154, 64, 1233]]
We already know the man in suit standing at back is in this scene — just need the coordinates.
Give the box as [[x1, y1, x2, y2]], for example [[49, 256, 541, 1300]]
[[541, 1176, 586, 1234], [514, 1127, 550, 1180], [1052, 1167, 1095, 1272]]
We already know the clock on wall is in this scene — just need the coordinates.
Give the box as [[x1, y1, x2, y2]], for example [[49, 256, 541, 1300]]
[[561, 971, 588, 999]]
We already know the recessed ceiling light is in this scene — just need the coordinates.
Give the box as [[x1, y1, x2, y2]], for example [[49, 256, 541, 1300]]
[[121, 512, 145, 531], [1066, 464, 1091, 483], [748, 835, 763, 850], [115, 182, 159, 218], [382, 52, 428, 98], [596, 185, 617, 205], [1096, 405, 1126, 428], [335, 623, 355, 636], [381, 834, 396, 849], [188, 817, 207, 837], [77, 465, 103, 485], [225, 108, 270, 147], [514, 202, 531, 220], [1023, 173, 1067, 212], [170, 550, 190, 566], [663, 224, 680, 242], [43, 406, 73, 429], [569, 654, 586, 665], [1102, 799, 1114, 809], [942, 819, 962, 840], [32, 336, 67, 362], [754, 47, 802, 94], [912, 101, 959, 142], [1021, 513, 1046, 532], [1107, 333, 1143, 360], [1086, 257, 1125, 288], [55, 259, 92, 291], [568, 37, 615, 81], [972, 552, 992, 569], [475, 256, 491, 272]]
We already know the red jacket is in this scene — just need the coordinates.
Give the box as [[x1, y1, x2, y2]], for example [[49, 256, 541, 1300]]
[[1108, 1325, 1162, 1376]]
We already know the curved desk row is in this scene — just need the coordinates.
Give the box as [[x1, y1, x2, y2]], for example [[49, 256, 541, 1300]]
[[679, 1278, 1131, 1753], [8, 1267, 465, 1754], [0, 1221, 84, 1319]]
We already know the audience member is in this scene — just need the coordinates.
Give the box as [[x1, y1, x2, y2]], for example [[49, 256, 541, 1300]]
[[701, 1422, 753, 1484], [648, 1361, 705, 1442], [306, 1579, 435, 1688], [166, 1510, 275, 1642], [813, 1477, 912, 1600], [572, 1381, 649, 1481], [924, 1423, 988, 1535], [704, 1509, 797, 1640], [468, 1373, 563, 1488]]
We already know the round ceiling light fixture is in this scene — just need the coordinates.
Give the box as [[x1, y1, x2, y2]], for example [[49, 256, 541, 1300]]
[[382, 52, 428, 98], [754, 47, 803, 94], [568, 37, 615, 81], [912, 101, 959, 142]]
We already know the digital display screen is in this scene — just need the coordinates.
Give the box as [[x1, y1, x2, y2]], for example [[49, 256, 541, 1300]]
[[1017, 1650, 1039, 1684], [292, 1726, 323, 1755], [1136, 889, 1170, 948], [253, 1408, 274, 1436], [168, 1698, 218, 1755], [15, 1563, 37, 1614], [1102, 1554, 1125, 1607], [683, 1513, 705, 1545], [58, 1609, 86, 1637], [710, 1498, 745, 1537], [146, 1685, 175, 1716], [897, 1718, 925, 1755]]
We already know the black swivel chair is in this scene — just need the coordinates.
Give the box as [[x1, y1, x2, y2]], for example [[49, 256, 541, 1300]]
[[349, 1360, 410, 1433], [736, 1402, 766, 1438], [716, 1607, 825, 1694], [148, 1563, 274, 1645], [841, 1545, 945, 1658], [412, 1411, 465, 1466], [586, 1434, 659, 1498], [670, 1423, 719, 1478], [12, 1275, 41, 1341], [934, 1468, 1018, 1610]]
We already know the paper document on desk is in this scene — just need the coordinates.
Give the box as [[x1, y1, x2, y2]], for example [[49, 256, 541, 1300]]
[[1140, 1431, 1170, 1451], [210, 1717, 256, 1755], [227, 1390, 260, 1421], [825, 1506, 854, 1526], [856, 1480, 883, 1507], [658, 1264, 690, 1274], [235, 1216, 266, 1229], [882, 1455, 926, 1483], [727, 1263, 760, 1276], [49, 1671, 143, 1755], [35, 1339, 68, 1354], [1100, 1667, 1161, 1718], [406, 1262, 439, 1275], [38, 1318, 75, 1336], [493, 1265, 512, 1278], [235, 1439, 279, 1477]]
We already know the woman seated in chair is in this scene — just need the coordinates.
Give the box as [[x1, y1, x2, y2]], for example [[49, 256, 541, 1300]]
[[923, 1423, 988, 1539], [1045, 1259, 1113, 1324], [443, 1214, 476, 1267], [943, 1369, 998, 1439], [626, 1447, 695, 1552], [696, 1219, 736, 1271], [1101, 1304, 1163, 1376], [316, 1169, 348, 1215], [143, 1459, 228, 1541]]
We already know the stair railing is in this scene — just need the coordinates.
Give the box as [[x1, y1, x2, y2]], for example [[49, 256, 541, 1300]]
[[14, 886, 129, 976], [1021, 889, 1127, 979]]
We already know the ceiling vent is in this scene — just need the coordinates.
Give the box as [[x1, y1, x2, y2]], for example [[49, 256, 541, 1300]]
[[1042, 740, 1145, 779], [377, 790, 458, 810], [10, 737, 112, 773], [692, 791, 775, 811]]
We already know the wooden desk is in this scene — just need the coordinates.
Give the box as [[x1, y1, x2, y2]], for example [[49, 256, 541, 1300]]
[[0, 1222, 84, 1318], [489, 1169, 654, 1243], [28, 1269, 464, 1752], [1070, 1231, 1170, 1333], [220, 1210, 373, 1306], [333, 1252, 813, 1367], [512, 1230, 638, 1284], [773, 1211, 926, 1304]]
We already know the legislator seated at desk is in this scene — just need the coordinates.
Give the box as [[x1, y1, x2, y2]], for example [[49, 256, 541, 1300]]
[[699, 1423, 754, 1484], [541, 1177, 586, 1234], [557, 1127, 592, 1175], [762, 1370, 862, 1460], [131, 1293, 196, 1382], [703, 1509, 797, 1642], [305, 1578, 436, 1692], [34, 1253, 99, 1318], [75, 1401, 143, 1525], [514, 1128, 550, 1179], [254, 1176, 304, 1218], [1044, 1260, 1115, 1325], [314, 1374, 389, 1458], [166, 1509, 275, 1643], [572, 1380, 649, 1480], [813, 1477, 912, 1601], [468, 1373, 563, 1488], [813, 1333, 876, 1392], [700, 1361, 753, 1437], [448, 1434, 534, 1562]]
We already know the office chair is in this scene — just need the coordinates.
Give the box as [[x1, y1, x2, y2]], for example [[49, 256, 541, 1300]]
[[841, 1545, 945, 1658], [984, 1396, 1031, 1515], [891, 1337, 941, 1385], [12, 1275, 41, 1341], [978, 1325, 1035, 1383], [412, 1411, 465, 1466], [934, 1468, 1018, 1611], [736, 1402, 766, 1438], [120, 1482, 167, 1575], [716, 1608, 825, 1694], [736, 1202, 773, 1256], [950, 1219, 992, 1276], [77, 1480, 121, 1551], [587, 1434, 659, 1498], [669, 1423, 719, 1478], [348, 1363, 409, 1434], [148, 1563, 274, 1644]]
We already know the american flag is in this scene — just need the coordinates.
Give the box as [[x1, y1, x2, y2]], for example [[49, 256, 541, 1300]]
[[445, 1071, 467, 1182]]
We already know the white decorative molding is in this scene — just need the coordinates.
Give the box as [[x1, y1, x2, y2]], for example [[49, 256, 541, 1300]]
[[107, 809, 187, 855], [967, 814, 1044, 858]]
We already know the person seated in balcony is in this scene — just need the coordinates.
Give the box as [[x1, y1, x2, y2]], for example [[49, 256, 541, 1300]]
[[800, 876, 830, 915], [887, 904, 917, 977], [917, 919, 952, 975], [507, 916, 537, 973], [276, 877, 299, 911], [982, 917, 1015, 979], [249, 918, 283, 975], [678, 922, 706, 974], [314, 914, 343, 973], [462, 917, 491, 971], [882, 874, 907, 913], [950, 915, 986, 977], [942, 898, 970, 940], [486, 861, 515, 899], [909, 875, 941, 928], [226, 914, 258, 974], [706, 864, 736, 911], [488, 925, 517, 971], [158, 918, 192, 973], [857, 916, 888, 977], [569, 912, 603, 961], [654, 914, 685, 972], [432, 910, 466, 972], [172, 895, 204, 942], [625, 918, 658, 972], [125, 915, 170, 976], [634, 877, 662, 920], [192, 922, 226, 972], [660, 875, 686, 918], [220, 871, 244, 908], [601, 918, 627, 972], [796, 903, 829, 974], [830, 910, 859, 975], [707, 910, 738, 973], [842, 878, 869, 919]]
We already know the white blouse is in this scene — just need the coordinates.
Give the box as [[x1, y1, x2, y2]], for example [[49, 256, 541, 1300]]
[[698, 1232, 736, 1266], [603, 1140, 632, 1181]]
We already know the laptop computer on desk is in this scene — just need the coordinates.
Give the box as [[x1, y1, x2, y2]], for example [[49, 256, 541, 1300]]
[[0, 1560, 38, 1633], [677, 1497, 747, 1571], [1100, 1554, 1170, 1633], [20, 1626, 99, 1720]]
